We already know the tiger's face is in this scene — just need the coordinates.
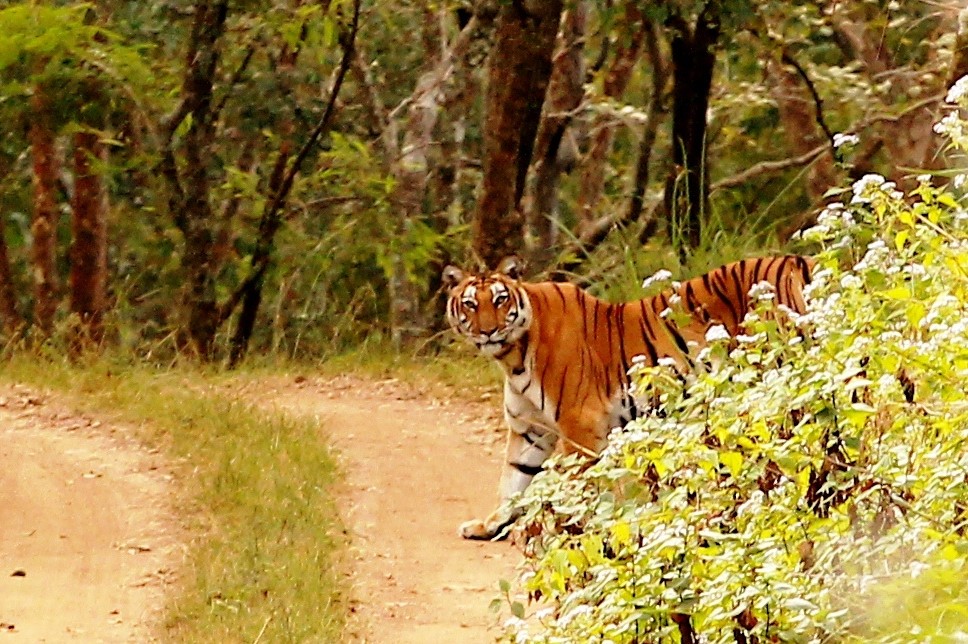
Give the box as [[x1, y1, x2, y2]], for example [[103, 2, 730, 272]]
[[443, 258, 531, 357]]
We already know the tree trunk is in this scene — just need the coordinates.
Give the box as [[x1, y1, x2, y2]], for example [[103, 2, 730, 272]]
[[228, 139, 291, 366], [524, 2, 586, 270], [159, 0, 229, 358], [630, 20, 668, 243], [473, 0, 563, 270], [576, 2, 645, 235], [383, 13, 490, 346], [0, 215, 21, 336], [29, 85, 60, 337], [663, 11, 719, 260], [69, 130, 108, 350]]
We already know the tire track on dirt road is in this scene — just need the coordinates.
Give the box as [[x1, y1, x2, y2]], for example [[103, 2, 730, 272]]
[[0, 386, 177, 643], [255, 374, 520, 644]]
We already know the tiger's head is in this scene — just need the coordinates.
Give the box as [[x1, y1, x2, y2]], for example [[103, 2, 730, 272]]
[[442, 256, 531, 357]]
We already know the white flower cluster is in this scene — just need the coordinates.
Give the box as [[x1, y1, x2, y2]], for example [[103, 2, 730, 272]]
[[851, 173, 903, 204], [934, 76, 968, 147], [747, 280, 776, 301], [801, 202, 852, 243], [853, 239, 891, 273], [945, 74, 968, 106], [704, 324, 730, 342], [641, 269, 673, 290], [833, 132, 859, 149]]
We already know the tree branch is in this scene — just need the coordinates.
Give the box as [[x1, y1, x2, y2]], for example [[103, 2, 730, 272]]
[[712, 145, 827, 191], [781, 49, 835, 149], [216, 0, 360, 327], [711, 92, 943, 193]]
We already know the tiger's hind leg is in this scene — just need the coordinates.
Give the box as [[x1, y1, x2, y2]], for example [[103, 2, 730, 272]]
[[459, 422, 558, 540]]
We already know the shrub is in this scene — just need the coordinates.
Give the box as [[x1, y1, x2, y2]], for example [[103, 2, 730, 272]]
[[501, 81, 968, 643]]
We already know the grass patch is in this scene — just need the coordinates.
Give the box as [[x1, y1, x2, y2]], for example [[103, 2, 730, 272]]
[[0, 353, 345, 643], [236, 339, 505, 403]]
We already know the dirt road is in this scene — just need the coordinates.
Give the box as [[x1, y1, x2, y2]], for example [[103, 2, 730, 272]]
[[260, 374, 520, 643], [1, 374, 520, 643], [0, 386, 176, 643]]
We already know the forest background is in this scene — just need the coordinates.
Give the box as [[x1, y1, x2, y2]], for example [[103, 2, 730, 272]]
[[1, 0, 966, 362]]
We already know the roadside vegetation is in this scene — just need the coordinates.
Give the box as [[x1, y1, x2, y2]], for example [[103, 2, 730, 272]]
[[501, 87, 968, 642]]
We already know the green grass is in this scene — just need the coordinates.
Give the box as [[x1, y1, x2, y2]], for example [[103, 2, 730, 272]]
[[0, 353, 346, 643]]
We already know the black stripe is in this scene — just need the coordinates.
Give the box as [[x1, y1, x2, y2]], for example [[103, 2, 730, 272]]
[[724, 264, 746, 326], [510, 462, 543, 477], [554, 365, 569, 421], [637, 317, 659, 365], [578, 290, 589, 336], [639, 299, 663, 350], [521, 431, 537, 445], [592, 299, 600, 336], [552, 283, 567, 309], [709, 280, 736, 323], [798, 256, 812, 284], [603, 305, 614, 367], [615, 303, 631, 387], [539, 361, 550, 410], [685, 282, 699, 312], [662, 313, 690, 356]]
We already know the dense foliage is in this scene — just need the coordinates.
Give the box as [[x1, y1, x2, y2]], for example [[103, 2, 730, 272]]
[[500, 85, 968, 642], [0, 1, 964, 359]]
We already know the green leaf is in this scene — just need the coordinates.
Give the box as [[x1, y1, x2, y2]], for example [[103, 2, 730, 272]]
[[720, 451, 743, 478]]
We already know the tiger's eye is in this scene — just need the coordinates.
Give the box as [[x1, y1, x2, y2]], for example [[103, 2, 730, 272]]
[[461, 298, 477, 310]]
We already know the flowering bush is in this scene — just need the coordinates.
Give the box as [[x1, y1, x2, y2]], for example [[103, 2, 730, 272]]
[[500, 84, 968, 643]]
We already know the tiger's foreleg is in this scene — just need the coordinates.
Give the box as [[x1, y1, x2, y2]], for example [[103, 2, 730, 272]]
[[459, 420, 558, 540]]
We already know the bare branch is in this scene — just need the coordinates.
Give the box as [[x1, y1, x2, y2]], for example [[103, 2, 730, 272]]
[[781, 49, 835, 149], [712, 145, 827, 191], [711, 93, 943, 193]]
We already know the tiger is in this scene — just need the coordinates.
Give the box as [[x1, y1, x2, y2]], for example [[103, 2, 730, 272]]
[[443, 254, 814, 540]]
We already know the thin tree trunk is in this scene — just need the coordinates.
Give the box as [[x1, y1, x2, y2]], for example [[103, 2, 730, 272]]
[[384, 13, 489, 346], [160, 0, 230, 358], [473, 0, 563, 269], [525, 2, 586, 270], [552, 19, 668, 277], [29, 85, 60, 337], [576, 2, 645, 234], [69, 130, 108, 350], [0, 214, 21, 335], [225, 0, 359, 364], [663, 12, 719, 260], [228, 139, 290, 365], [631, 20, 668, 242]]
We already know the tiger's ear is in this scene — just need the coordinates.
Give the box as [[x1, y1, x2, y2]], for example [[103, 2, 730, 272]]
[[441, 265, 466, 289], [497, 255, 525, 280]]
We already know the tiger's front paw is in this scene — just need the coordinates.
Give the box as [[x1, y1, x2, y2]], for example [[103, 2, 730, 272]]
[[458, 513, 513, 541], [458, 518, 493, 540]]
